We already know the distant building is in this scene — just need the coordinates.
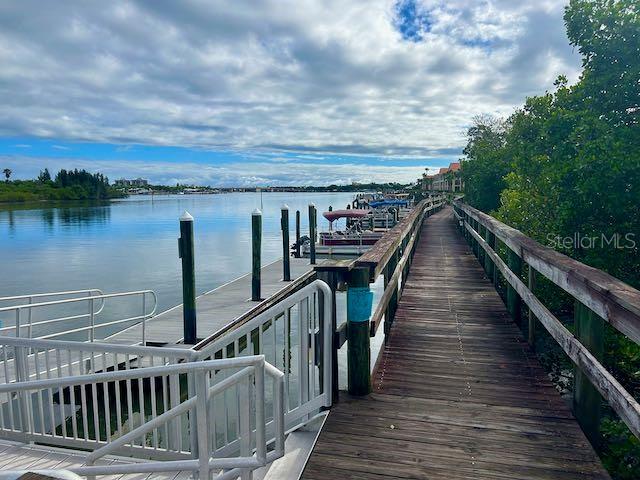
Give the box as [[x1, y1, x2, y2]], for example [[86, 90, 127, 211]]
[[422, 162, 463, 192], [115, 178, 149, 188]]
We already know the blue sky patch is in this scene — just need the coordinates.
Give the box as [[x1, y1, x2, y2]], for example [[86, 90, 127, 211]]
[[394, 0, 433, 42]]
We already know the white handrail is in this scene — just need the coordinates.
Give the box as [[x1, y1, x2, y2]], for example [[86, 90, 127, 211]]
[[0, 289, 104, 303], [0, 348, 286, 479], [197, 279, 333, 432], [0, 289, 106, 341], [0, 290, 157, 344], [0, 279, 332, 478]]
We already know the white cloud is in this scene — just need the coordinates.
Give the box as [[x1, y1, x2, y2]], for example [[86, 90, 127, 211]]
[[0, 1, 581, 162]]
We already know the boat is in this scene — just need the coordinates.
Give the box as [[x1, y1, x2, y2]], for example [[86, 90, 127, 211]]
[[368, 198, 410, 208], [297, 209, 384, 256]]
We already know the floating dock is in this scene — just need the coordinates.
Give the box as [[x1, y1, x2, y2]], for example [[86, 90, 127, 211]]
[[107, 257, 315, 346]]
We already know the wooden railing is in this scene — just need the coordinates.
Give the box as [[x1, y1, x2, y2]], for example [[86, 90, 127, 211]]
[[453, 200, 640, 442], [195, 194, 446, 402], [357, 194, 446, 336], [315, 194, 446, 397]]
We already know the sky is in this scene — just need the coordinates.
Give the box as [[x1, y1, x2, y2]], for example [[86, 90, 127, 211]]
[[0, 0, 582, 187]]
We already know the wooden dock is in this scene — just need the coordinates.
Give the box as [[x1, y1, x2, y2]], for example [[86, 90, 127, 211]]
[[107, 257, 314, 346], [302, 207, 610, 480]]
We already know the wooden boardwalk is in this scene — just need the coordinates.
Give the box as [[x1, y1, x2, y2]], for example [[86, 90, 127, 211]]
[[302, 207, 610, 480]]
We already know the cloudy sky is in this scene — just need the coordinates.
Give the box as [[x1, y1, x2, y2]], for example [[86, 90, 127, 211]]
[[0, 0, 581, 186]]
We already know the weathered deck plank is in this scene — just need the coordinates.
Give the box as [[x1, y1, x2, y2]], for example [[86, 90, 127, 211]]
[[302, 207, 610, 480]]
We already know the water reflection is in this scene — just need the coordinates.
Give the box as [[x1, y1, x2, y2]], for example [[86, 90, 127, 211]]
[[57, 204, 110, 227], [0, 192, 357, 316]]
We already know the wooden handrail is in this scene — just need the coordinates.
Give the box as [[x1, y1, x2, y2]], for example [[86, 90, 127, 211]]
[[368, 218, 421, 336], [454, 200, 640, 344], [453, 200, 640, 440], [357, 195, 445, 281]]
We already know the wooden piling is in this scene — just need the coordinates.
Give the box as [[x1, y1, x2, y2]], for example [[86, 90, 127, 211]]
[[309, 204, 316, 265], [295, 210, 301, 258], [252, 209, 262, 301], [281, 204, 291, 281], [573, 300, 604, 443], [179, 211, 197, 344], [347, 267, 372, 396]]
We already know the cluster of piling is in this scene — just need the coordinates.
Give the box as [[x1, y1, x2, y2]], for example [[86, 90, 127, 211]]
[[176, 203, 319, 344]]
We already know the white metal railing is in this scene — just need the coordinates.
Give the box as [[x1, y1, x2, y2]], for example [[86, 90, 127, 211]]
[[0, 280, 332, 478], [0, 290, 157, 344], [0, 289, 105, 341], [196, 279, 332, 434], [0, 336, 195, 450], [0, 289, 104, 305], [0, 341, 284, 480]]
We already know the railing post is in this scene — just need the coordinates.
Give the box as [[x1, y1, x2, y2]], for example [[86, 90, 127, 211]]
[[179, 211, 197, 344], [573, 301, 604, 444], [141, 293, 147, 346], [347, 267, 373, 396], [14, 344, 31, 434], [15, 307, 21, 338], [295, 210, 301, 258], [528, 265, 536, 348], [506, 248, 522, 325], [89, 297, 95, 342], [308, 204, 316, 265], [194, 370, 210, 480], [281, 204, 291, 281], [473, 220, 480, 258], [316, 268, 340, 404], [27, 297, 32, 340], [239, 374, 252, 480], [252, 209, 262, 301], [483, 225, 494, 278], [385, 249, 399, 334], [478, 224, 485, 267], [487, 231, 498, 286]]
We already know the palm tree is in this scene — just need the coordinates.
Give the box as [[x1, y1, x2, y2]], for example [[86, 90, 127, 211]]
[[3, 168, 11, 183]]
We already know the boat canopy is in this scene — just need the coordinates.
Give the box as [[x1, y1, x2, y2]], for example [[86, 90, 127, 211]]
[[323, 209, 369, 222], [369, 199, 409, 208]]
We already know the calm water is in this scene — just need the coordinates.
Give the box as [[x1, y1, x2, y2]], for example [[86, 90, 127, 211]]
[[0, 192, 357, 314]]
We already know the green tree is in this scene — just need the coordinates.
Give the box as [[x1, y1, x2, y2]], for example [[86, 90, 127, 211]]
[[461, 2, 640, 477], [460, 115, 509, 213], [37, 168, 51, 183]]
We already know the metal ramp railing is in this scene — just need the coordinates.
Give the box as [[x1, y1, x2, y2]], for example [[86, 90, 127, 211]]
[[0, 290, 157, 344], [0, 279, 333, 479]]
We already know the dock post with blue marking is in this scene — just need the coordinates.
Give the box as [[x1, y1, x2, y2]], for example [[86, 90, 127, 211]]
[[347, 267, 373, 395]]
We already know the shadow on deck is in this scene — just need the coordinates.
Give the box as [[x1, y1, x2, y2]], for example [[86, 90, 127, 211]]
[[302, 207, 610, 480]]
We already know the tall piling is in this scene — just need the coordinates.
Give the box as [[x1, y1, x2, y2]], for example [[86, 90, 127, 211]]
[[281, 204, 291, 281], [295, 210, 301, 258], [308, 203, 316, 265], [252, 209, 262, 301], [179, 211, 197, 344]]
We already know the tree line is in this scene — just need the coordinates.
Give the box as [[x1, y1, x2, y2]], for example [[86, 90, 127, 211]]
[[461, 1, 639, 477], [0, 168, 125, 202]]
